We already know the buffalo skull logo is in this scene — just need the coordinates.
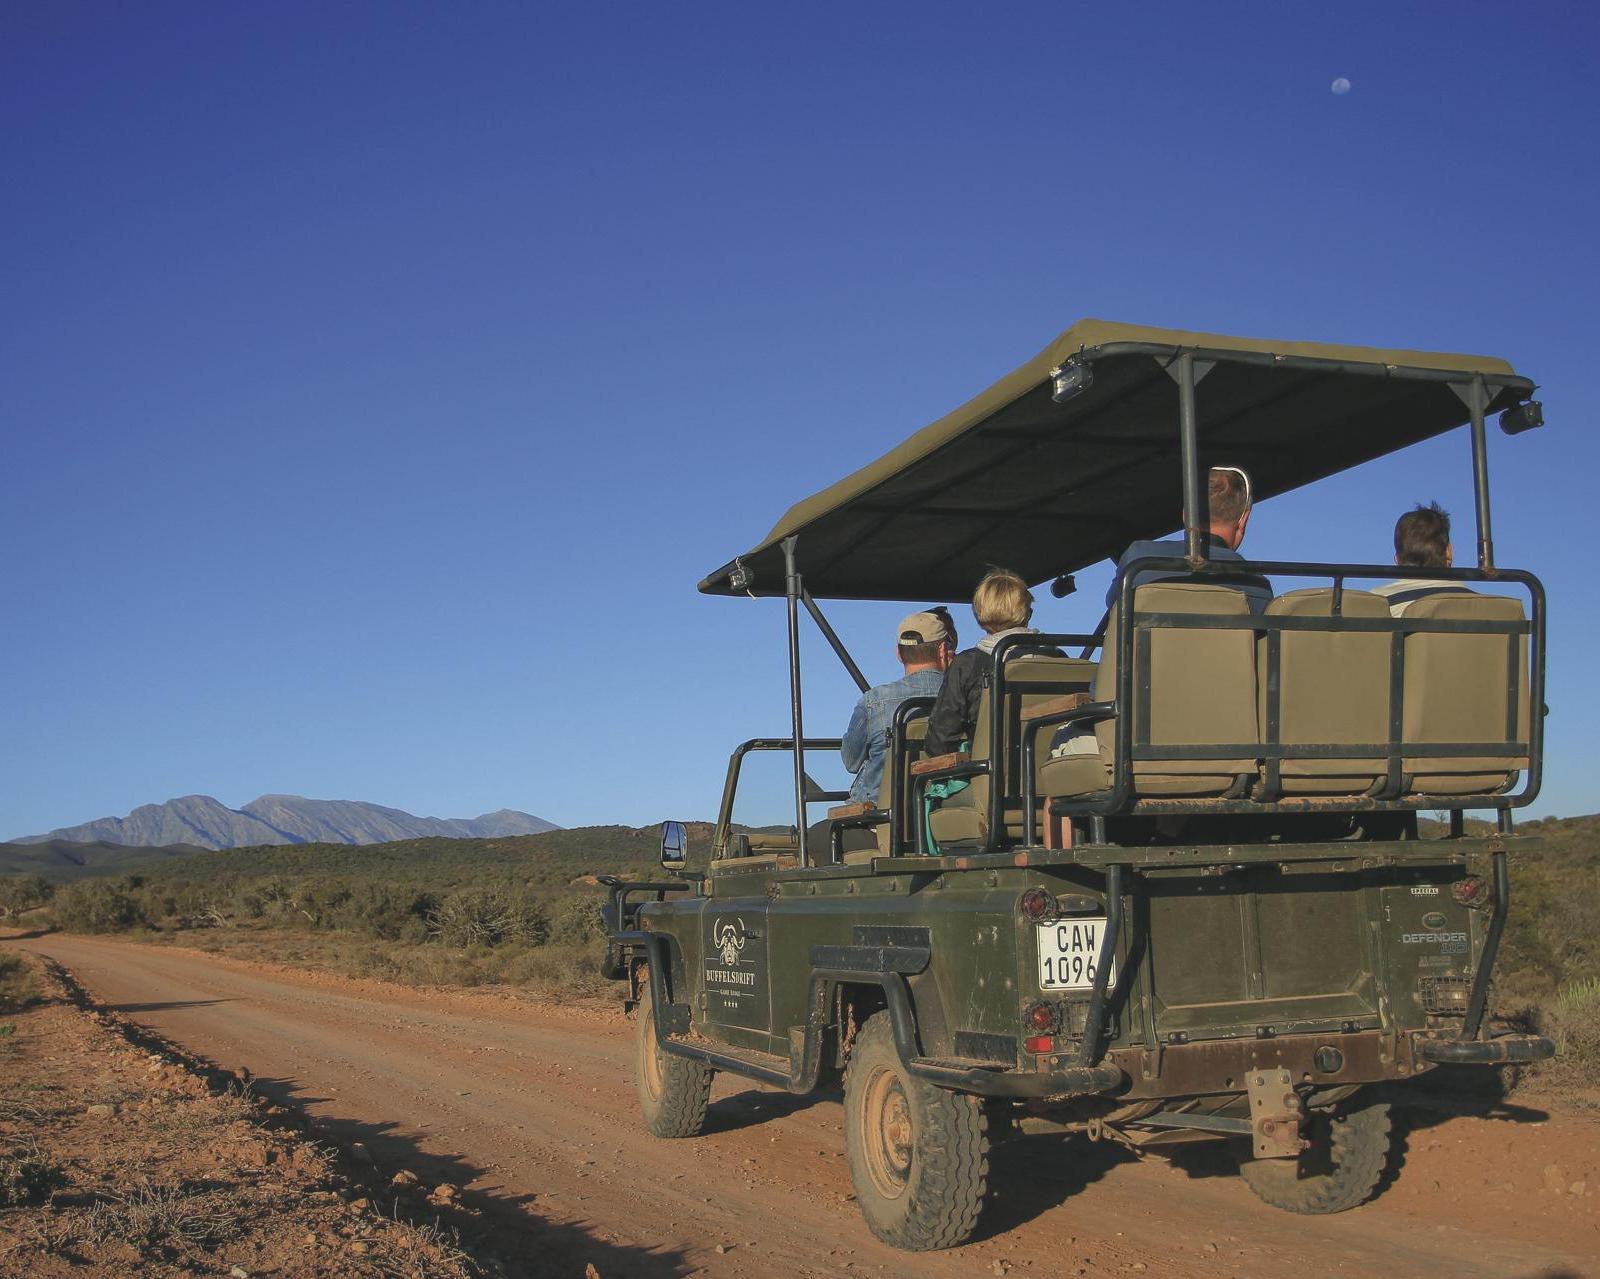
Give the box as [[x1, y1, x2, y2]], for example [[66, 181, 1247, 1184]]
[[714, 918, 746, 967]]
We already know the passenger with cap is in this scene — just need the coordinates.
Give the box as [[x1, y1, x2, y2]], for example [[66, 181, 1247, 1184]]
[[924, 569, 1062, 757], [1106, 465, 1272, 614], [1373, 502, 1475, 615], [840, 607, 957, 804]]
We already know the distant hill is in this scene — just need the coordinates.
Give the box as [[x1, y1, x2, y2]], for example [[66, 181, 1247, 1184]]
[[0, 839, 207, 878], [0, 820, 722, 885], [13, 794, 560, 851]]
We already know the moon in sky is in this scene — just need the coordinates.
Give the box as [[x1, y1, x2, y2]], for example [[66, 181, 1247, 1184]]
[[1331, 77, 1352, 95]]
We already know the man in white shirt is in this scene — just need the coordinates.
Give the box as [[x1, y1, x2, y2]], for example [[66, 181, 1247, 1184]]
[[1372, 502, 1475, 615]]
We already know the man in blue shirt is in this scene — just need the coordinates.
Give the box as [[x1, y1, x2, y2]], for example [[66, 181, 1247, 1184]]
[[841, 608, 956, 804], [1106, 465, 1272, 614]]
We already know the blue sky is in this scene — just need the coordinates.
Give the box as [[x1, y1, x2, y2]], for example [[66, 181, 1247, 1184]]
[[3, 1, 1596, 838]]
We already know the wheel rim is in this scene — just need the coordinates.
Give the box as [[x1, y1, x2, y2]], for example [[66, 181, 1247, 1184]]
[[860, 1066, 914, 1200], [641, 1005, 664, 1099]]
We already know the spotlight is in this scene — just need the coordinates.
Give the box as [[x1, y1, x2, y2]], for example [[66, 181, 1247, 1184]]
[[1049, 360, 1093, 403], [1499, 401, 1544, 436]]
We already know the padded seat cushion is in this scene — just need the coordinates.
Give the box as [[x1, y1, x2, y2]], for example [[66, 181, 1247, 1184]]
[[940, 652, 1094, 844], [1265, 588, 1391, 795], [1402, 593, 1528, 795], [1044, 582, 1260, 800], [927, 801, 984, 845]]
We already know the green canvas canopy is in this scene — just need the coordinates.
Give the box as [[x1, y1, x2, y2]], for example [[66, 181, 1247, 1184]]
[[699, 319, 1533, 603]]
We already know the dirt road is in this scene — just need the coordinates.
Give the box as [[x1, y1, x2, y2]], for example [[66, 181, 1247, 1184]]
[[10, 935, 1596, 1278]]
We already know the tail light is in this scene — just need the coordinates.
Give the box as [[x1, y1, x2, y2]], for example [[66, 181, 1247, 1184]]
[[1025, 1035, 1055, 1054], [1419, 976, 1471, 1015], [1024, 1002, 1055, 1032], [1019, 888, 1055, 921], [1452, 875, 1490, 908]]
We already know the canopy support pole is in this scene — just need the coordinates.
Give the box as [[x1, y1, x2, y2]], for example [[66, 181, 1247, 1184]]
[[782, 536, 810, 866], [1468, 375, 1496, 571], [801, 591, 871, 693], [1177, 351, 1207, 566]]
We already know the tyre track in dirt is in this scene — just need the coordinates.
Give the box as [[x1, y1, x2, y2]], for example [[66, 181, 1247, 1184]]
[[11, 935, 1595, 1279]]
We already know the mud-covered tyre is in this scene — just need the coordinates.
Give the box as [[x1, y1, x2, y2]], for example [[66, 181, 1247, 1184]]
[[635, 977, 712, 1139], [843, 1012, 988, 1250], [1239, 1094, 1392, 1214]]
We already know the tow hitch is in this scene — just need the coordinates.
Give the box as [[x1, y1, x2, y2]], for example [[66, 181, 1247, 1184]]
[[1247, 1068, 1306, 1159]]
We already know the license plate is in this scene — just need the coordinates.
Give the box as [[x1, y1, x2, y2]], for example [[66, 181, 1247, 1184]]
[[1036, 918, 1114, 991]]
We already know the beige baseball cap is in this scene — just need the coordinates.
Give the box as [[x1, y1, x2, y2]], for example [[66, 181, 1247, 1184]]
[[897, 608, 953, 647]]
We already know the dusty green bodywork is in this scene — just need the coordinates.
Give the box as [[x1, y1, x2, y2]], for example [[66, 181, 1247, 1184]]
[[624, 830, 1518, 1106]]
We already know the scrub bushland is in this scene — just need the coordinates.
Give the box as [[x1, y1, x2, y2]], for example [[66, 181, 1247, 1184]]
[[5, 815, 1597, 1053], [16, 826, 657, 1003]]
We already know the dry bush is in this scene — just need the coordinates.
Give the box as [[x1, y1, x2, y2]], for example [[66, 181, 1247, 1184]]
[[146, 1081, 256, 1134], [0, 952, 35, 1012], [496, 941, 610, 999], [426, 889, 548, 948], [0, 1136, 67, 1207], [80, 1182, 243, 1251]]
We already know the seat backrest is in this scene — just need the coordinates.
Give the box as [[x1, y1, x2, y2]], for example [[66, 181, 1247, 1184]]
[[868, 713, 930, 856], [1263, 588, 1392, 796], [1401, 592, 1529, 795], [1094, 581, 1259, 795], [959, 652, 1095, 839]]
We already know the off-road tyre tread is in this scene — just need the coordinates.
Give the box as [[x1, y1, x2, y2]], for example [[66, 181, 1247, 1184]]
[[843, 1013, 988, 1250], [636, 980, 712, 1139], [1240, 1097, 1392, 1214]]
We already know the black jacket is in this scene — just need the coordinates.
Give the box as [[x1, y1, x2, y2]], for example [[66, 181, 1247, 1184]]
[[924, 633, 1065, 756]]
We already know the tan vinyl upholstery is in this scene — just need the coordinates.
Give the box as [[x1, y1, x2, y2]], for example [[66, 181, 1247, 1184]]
[[1264, 588, 1392, 796], [1401, 593, 1529, 795], [1040, 582, 1259, 800], [838, 715, 932, 864], [926, 653, 1094, 846]]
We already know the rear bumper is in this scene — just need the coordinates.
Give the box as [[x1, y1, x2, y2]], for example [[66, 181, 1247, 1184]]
[[910, 1059, 1124, 1098], [1417, 1034, 1555, 1064]]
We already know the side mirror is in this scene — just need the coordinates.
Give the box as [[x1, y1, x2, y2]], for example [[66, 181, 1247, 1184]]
[[659, 820, 688, 871]]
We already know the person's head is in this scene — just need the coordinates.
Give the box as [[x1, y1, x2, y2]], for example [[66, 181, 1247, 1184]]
[[971, 568, 1033, 635], [1208, 466, 1253, 549], [1394, 502, 1453, 568], [896, 607, 956, 672]]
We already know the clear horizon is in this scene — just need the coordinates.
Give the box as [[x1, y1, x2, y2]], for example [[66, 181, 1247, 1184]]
[[4, 2, 1597, 839]]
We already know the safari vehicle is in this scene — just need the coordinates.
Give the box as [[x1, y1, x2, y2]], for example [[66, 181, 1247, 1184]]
[[601, 319, 1554, 1251]]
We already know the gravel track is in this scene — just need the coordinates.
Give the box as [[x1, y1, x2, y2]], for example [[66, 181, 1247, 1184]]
[[12, 934, 1596, 1278]]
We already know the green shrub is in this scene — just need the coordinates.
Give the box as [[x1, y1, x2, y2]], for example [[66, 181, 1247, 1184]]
[[0, 874, 53, 919], [51, 881, 145, 933], [550, 895, 606, 945], [1539, 977, 1600, 1091]]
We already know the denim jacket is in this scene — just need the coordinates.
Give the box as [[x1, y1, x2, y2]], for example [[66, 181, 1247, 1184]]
[[842, 669, 946, 803]]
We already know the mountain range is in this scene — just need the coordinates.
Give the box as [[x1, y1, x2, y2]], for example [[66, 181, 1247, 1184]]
[[12, 795, 560, 851]]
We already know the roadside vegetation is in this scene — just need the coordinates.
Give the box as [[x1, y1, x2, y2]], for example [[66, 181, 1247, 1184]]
[[2, 825, 675, 1003], [1, 816, 1594, 1086]]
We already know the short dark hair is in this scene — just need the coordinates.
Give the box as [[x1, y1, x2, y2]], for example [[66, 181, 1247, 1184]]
[[1394, 502, 1452, 568], [1208, 467, 1251, 526]]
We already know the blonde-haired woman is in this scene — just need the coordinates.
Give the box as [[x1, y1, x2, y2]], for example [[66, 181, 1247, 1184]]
[[924, 568, 1059, 755]]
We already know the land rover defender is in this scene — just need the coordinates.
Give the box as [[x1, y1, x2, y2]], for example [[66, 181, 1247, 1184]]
[[603, 319, 1554, 1250]]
